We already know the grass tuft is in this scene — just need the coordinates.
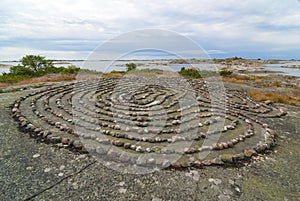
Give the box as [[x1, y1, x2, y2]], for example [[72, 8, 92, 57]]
[[247, 90, 300, 106]]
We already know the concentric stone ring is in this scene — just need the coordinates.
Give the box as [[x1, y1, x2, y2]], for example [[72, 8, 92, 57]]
[[11, 75, 286, 173]]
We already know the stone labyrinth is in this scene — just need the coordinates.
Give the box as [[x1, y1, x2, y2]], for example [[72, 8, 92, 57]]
[[11, 75, 287, 170]]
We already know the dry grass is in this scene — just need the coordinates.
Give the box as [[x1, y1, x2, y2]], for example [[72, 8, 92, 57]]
[[271, 80, 281, 87], [247, 90, 300, 105], [222, 77, 246, 84], [0, 73, 106, 89], [15, 74, 76, 86], [0, 73, 104, 88], [102, 72, 124, 78], [0, 83, 9, 88], [222, 74, 258, 84]]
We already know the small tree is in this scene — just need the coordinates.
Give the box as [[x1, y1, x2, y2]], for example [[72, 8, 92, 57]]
[[21, 55, 53, 72], [125, 63, 137, 72]]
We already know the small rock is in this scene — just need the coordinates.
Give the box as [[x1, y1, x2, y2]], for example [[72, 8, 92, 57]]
[[113, 140, 124, 147], [124, 143, 131, 149], [136, 146, 145, 153], [136, 157, 147, 166], [118, 181, 125, 186], [148, 158, 155, 165], [47, 135, 61, 143], [58, 172, 64, 177], [161, 160, 171, 168], [44, 167, 51, 173], [118, 188, 127, 194], [211, 157, 224, 165], [202, 160, 212, 166], [264, 100, 273, 105], [107, 149, 118, 158], [33, 153, 40, 158], [235, 186, 241, 193], [193, 160, 202, 167], [171, 161, 181, 168], [73, 140, 83, 149], [96, 146, 107, 155], [119, 153, 131, 162], [61, 138, 69, 144], [244, 149, 257, 157], [72, 182, 79, 190]]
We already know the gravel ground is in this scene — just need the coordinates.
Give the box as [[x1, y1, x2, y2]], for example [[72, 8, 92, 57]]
[[0, 82, 299, 201]]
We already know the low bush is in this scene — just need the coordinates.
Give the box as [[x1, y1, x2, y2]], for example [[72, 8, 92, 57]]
[[179, 67, 219, 79], [218, 69, 232, 76], [0, 63, 83, 84]]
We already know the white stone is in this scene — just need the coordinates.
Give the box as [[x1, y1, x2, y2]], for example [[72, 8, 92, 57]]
[[33, 153, 40, 158], [118, 188, 127, 194]]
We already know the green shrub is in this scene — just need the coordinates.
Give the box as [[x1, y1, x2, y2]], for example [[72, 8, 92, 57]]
[[219, 69, 232, 76], [125, 63, 137, 71], [179, 67, 219, 78], [9, 65, 34, 75]]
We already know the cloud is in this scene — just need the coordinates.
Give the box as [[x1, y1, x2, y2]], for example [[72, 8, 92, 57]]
[[0, 47, 86, 60], [0, 0, 300, 60]]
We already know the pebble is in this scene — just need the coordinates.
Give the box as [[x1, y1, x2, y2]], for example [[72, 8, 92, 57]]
[[193, 160, 202, 167], [58, 172, 64, 177], [235, 186, 241, 193], [118, 181, 125, 186], [118, 188, 127, 194], [33, 153, 40, 158], [136, 146, 145, 153], [72, 182, 79, 190], [44, 167, 51, 173], [171, 161, 181, 168], [244, 149, 257, 157], [73, 140, 83, 149], [113, 140, 124, 147]]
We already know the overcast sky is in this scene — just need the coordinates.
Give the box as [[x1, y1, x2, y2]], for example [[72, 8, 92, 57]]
[[0, 0, 300, 60]]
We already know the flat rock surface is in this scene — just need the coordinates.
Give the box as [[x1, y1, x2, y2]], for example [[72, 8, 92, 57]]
[[0, 82, 299, 201]]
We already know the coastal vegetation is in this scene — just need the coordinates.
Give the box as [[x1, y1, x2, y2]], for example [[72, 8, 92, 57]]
[[125, 62, 137, 71], [178, 67, 232, 78], [0, 55, 97, 84], [247, 90, 300, 106]]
